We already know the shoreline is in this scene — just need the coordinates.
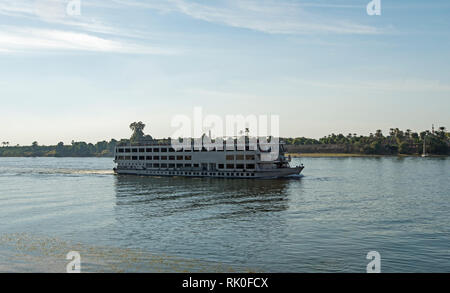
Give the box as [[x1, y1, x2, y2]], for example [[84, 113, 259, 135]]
[[0, 154, 448, 158], [287, 153, 449, 158]]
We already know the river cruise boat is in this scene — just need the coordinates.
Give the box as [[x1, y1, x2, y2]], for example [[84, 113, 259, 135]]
[[113, 136, 304, 179]]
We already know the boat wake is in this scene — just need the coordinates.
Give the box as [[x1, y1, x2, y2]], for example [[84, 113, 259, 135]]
[[285, 174, 304, 179], [3, 169, 114, 176]]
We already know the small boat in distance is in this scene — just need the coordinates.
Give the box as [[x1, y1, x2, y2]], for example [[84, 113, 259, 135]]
[[422, 134, 428, 157]]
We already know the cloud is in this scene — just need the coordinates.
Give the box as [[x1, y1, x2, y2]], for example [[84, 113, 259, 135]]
[[0, 26, 178, 54], [114, 0, 380, 35], [0, 0, 136, 37], [292, 78, 450, 92], [0, 1, 178, 54], [0, 0, 381, 55]]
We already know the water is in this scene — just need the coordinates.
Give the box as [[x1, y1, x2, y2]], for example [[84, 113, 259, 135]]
[[0, 157, 449, 272]]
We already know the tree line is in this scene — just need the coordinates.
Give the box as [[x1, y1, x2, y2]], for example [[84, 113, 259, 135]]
[[0, 140, 121, 157], [0, 126, 448, 157], [283, 127, 449, 155]]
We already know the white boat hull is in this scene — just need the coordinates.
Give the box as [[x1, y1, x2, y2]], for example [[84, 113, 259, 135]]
[[114, 166, 304, 179]]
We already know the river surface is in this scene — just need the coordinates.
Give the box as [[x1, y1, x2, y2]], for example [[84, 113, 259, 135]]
[[0, 157, 449, 272]]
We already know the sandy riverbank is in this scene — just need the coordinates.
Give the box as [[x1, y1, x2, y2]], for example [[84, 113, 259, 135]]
[[287, 153, 448, 158]]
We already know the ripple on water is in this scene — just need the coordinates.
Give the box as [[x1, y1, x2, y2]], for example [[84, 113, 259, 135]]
[[0, 157, 449, 272]]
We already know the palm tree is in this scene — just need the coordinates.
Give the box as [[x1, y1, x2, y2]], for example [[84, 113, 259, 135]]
[[375, 129, 383, 138], [389, 128, 396, 144], [437, 126, 447, 139], [130, 121, 146, 142]]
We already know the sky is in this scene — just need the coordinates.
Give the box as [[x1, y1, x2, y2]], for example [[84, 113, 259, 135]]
[[0, 0, 449, 145]]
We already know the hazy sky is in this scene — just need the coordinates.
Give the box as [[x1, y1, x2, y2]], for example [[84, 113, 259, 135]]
[[1, 0, 449, 145]]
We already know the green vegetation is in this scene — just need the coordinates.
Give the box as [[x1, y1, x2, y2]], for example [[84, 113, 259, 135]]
[[130, 121, 153, 142], [1, 125, 448, 157], [283, 127, 449, 155], [0, 140, 120, 157], [0, 122, 141, 157], [129, 121, 146, 142]]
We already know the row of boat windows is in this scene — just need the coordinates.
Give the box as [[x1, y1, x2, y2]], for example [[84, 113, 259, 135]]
[[116, 155, 192, 161], [119, 163, 256, 169], [116, 147, 256, 153], [120, 170, 256, 177], [115, 155, 256, 161]]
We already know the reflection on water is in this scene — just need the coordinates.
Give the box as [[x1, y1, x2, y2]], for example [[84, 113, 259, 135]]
[[114, 175, 293, 220], [109, 175, 307, 271]]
